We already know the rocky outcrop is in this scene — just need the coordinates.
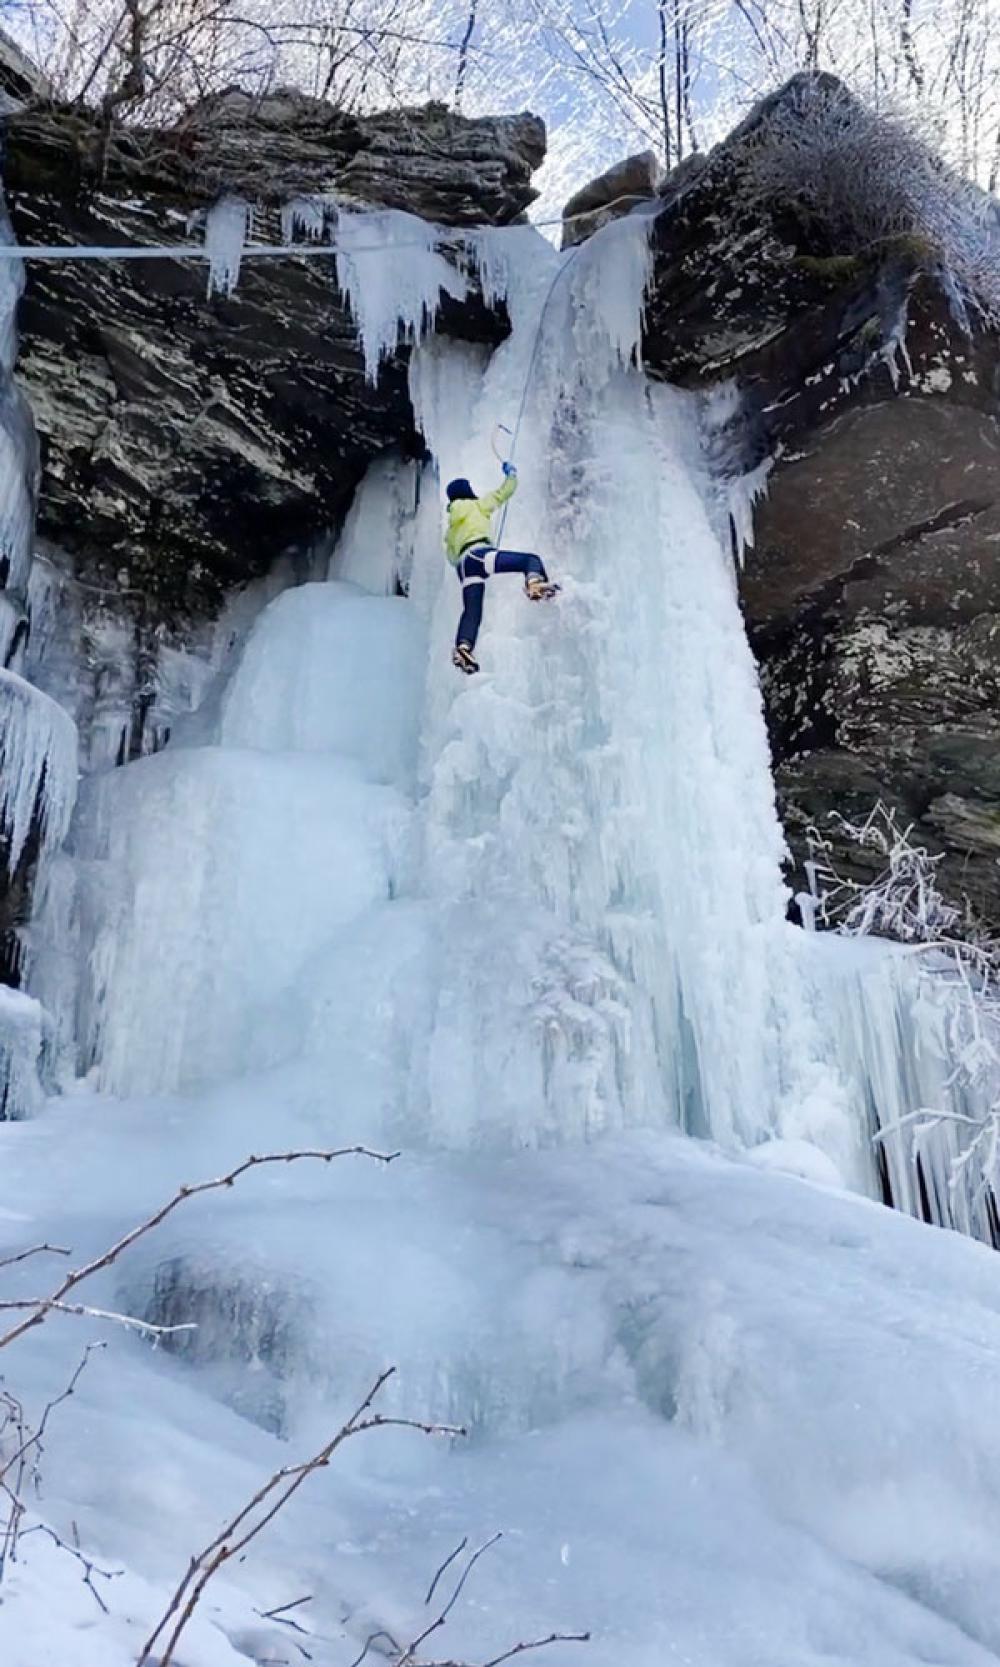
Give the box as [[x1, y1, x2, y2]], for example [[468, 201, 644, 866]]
[[640, 74, 1000, 930], [1, 96, 544, 628], [561, 150, 662, 248]]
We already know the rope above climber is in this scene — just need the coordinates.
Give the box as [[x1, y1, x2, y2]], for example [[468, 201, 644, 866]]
[[444, 463, 559, 675]]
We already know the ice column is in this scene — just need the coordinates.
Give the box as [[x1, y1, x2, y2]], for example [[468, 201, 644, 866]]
[[405, 215, 867, 1183], [204, 197, 252, 297]]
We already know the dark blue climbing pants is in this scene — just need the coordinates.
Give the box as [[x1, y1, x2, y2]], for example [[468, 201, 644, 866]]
[[455, 545, 549, 650]]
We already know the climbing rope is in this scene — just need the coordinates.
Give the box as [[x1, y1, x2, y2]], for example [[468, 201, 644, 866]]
[[493, 239, 588, 546]]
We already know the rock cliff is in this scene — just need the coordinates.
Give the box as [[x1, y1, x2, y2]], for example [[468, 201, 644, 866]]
[[639, 75, 1000, 930], [2, 95, 543, 625]]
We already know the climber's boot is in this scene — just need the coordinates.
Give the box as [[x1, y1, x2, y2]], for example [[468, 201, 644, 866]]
[[525, 575, 560, 601], [452, 642, 480, 675]]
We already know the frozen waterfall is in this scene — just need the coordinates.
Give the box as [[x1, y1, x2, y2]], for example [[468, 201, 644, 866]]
[[52, 209, 999, 1211], [7, 204, 1000, 1667]]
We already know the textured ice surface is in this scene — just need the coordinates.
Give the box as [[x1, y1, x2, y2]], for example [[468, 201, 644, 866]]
[[76, 746, 411, 1096], [74, 584, 421, 1095], [219, 581, 425, 785]]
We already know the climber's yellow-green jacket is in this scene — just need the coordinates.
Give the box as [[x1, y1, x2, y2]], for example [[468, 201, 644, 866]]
[[444, 473, 518, 564]]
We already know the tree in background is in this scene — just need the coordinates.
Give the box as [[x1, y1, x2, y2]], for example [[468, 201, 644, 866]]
[[0, 0, 997, 209]]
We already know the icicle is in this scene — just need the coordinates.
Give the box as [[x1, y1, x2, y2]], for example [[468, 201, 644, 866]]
[[0, 669, 78, 870], [334, 209, 467, 382], [280, 195, 335, 245], [0, 592, 20, 664], [726, 455, 774, 564], [328, 453, 436, 597], [462, 224, 554, 336], [204, 197, 252, 297], [564, 212, 656, 373], [0, 184, 35, 600]]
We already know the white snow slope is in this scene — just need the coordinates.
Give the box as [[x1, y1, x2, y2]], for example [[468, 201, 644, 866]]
[[3, 211, 1000, 1667]]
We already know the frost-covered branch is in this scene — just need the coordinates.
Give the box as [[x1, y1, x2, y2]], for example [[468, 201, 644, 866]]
[[804, 802, 1000, 1240], [741, 82, 1000, 315], [350, 1530, 589, 1667], [0, 1297, 198, 1336]]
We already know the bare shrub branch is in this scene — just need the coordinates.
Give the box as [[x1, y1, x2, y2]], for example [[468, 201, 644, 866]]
[[0, 1147, 398, 1351], [351, 1532, 589, 1667], [401, 1533, 504, 1665], [0, 1343, 111, 1589], [137, 1365, 464, 1667], [17, 1519, 123, 1611], [0, 1244, 71, 1272]]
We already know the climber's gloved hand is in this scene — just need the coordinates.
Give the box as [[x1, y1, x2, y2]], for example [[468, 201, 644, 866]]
[[502, 460, 517, 478]]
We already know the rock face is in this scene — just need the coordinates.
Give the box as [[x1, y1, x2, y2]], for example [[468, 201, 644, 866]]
[[1, 96, 544, 627], [561, 149, 662, 248], [641, 74, 1000, 930]]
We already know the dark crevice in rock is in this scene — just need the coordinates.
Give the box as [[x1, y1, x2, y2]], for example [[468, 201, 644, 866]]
[[0, 786, 44, 989], [869, 497, 994, 560]]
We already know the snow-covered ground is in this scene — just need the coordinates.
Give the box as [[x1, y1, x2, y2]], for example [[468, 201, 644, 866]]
[[5, 1107, 1000, 1667], [3, 209, 1000, 1666]]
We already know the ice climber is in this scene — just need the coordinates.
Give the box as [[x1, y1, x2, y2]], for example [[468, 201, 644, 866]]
[[445, 463, 558, 674]]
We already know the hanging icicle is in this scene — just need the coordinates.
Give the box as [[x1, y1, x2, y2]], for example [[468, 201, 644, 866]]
[[204, 197, 253, 298]]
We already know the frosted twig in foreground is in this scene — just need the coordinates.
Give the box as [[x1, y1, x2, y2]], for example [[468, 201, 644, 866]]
[[137, 1367, 464, 1667], [0, 1299, 197, 1337], [0, 1147, 398, 1351], [399, 1533, 504, 1665], [17, 1520, 122, 1612], [352, 1533, 589, 1667], [0, 1243, 70, 1272], [0, 1343, 112, 1593]]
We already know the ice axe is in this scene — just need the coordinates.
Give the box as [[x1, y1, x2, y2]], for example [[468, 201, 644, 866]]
[[491, 422, 515, 467]]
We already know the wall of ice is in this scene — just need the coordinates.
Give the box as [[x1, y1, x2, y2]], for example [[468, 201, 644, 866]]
[[19, 208, 948, 1216], [6, 201, 998, 1236]]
